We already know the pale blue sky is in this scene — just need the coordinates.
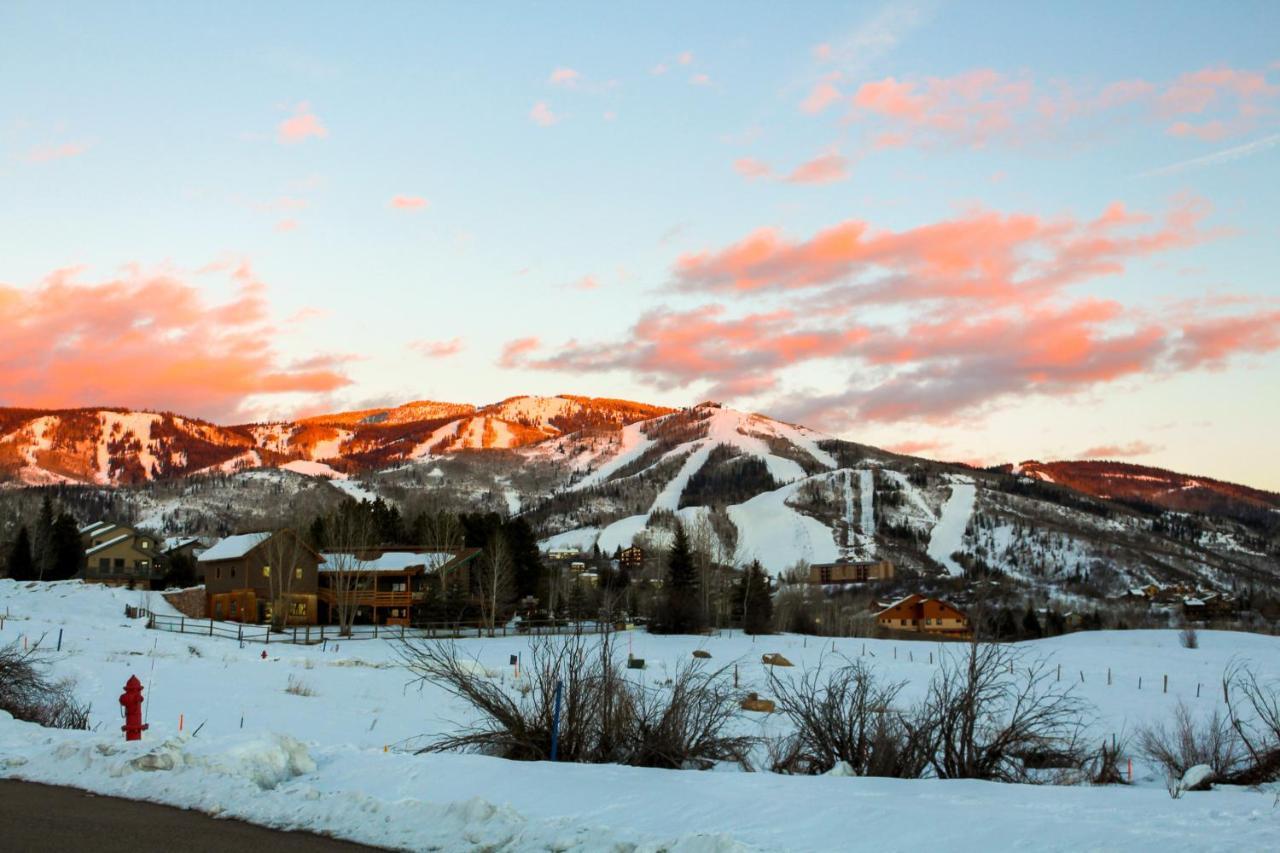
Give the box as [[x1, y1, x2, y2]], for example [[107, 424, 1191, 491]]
[[2, 1, 1278, 487]]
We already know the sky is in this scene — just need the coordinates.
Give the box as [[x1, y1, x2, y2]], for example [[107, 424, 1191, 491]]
[[2, 1, 1278, 489]]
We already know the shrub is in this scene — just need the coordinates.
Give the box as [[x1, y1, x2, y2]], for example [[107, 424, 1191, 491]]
[[1221, 662, 1280, 784], [399, 631, 751, 769], [1137, 701, 1242, 780], [767, 660, 928, 778], [285, 675, 317, 697], [1179, 625, 1199, 649], [0, 641, 90, 729]]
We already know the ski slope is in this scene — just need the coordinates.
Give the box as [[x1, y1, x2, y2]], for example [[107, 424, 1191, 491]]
[[927, 477, 977, 577]]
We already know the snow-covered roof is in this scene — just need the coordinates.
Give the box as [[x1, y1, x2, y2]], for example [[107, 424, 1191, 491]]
[[162, 536, 201, 552], [198, 532, 273, 562], [318, 551, 455, 573], [79, 521, 110, 535], [874, 594, 922, 617], [85, 533, 131, 556], [84, 523, 118, 539], [1184, 598, 1204, 607]]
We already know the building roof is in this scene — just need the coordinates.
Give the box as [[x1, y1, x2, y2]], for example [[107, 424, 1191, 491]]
[[162, 536, 201, 553], [319, 550, 456, 573], [79, 521, 111, 535], [198, 532, 273, 562], [85, 533, 131, 556], [874, 593, 922, 617]]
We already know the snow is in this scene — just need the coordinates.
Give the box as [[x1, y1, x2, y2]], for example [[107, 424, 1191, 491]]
[[318, 551, 453, 573], [198, 532, 272, 562], [330, 478, 380, 503], [84, 533, 131, 555], [4, 579, 1280, 850], [568, 421, 655, 491], [280, 460, 346, 479], [539, 528, 602, 553], [858, 469, 875, 538], [729, 478, 840, 572], [927, 477, 977, 577]]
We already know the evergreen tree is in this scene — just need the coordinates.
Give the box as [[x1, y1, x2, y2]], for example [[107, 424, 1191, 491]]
[[739, 561, 774, 635], [161, 551, 199, 588], [34, 495, 55, 580], [307, 516, 328, 550], [5, 526, 34, 580], [656, 523, 703, 634], [47, 513, 86, 580], [1021, 605, 1043, 639]]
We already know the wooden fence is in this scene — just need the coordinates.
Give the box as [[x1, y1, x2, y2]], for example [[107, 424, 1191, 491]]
[[146, 613, 614, 645]]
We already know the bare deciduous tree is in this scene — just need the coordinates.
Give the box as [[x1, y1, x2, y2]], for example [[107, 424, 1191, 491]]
[[263, 529, 308, 631], [478, 533, 514, 632], [324, 510, 374, 636]]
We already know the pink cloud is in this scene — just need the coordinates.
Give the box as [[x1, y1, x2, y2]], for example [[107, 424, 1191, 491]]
[[500, 305, 867, 398], [277, 102, 328, 144], [569, 275, 600, 291], [812, 43, 833, 62], [733, 157, 772, 179], [498, 337, 541, 368], [1077, 441, 1161, 459], [884, 439, 944, 456], [801, 80, 843, 114], [530, 101, 558, 126], [549, 67, 581, 86], [785, 152, 850, 184], [674, 198, 1207, 304], [274, 219, 299, 232], [410, 338, 464, 358], [690, 73, 712, 87], [840, 64, 1279, 149], [678, 51, 694, 66], [0, 264, 351, 421], [26, 142, 90, 163], [1171, 310, 1280, 369], [390, 195, 429, 210]]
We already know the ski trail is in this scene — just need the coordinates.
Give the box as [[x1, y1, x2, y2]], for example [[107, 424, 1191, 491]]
[[927, 477, 976, 577], [858, 469, 874, 539]]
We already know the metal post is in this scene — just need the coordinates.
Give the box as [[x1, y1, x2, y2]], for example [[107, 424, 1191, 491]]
[[57, 629, 62, 652], [550, 679, 564, 762]]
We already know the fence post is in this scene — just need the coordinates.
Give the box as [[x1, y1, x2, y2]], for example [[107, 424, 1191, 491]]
[[374, 623, 378, 639], [1163, 674, 1168, 694], [1107, 667, 1111, 686], [238, 625, 242, 642], [209, 619, 214, 637], [1057, 664, 1061, 682], [181, 617, 185, 633]]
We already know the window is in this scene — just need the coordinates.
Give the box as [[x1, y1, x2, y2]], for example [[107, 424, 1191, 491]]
[[290, 601, 307, 617], [216, 566, 222, 580], [262, 565, 271, 578], [114, 557, 125, 569], [294, 567, 302, 580], [140, 540, 149, 549], [230, 567, 236, 578], [99, 558, 110, 572]]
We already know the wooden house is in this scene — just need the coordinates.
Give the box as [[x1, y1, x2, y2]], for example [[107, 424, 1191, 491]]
[[317, 547, 480, 627], [875, 594, 969, 636], [80, 521, 164, 588], [198, 530, 321, 625]]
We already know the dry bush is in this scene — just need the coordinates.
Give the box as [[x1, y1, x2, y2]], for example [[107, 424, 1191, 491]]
[[625, 661, 753, 769], [1137, 701, 1242, 780], [767, 660, 928, 778], [1222, 662, 1280, 784], [285, 675, 317, 697], [399, 631, 751, 769], [917, 642, 1090, 783], [0, 641, 90, 730], [1085, 736, 1129, 785], [1179, 626, 1199, 649]]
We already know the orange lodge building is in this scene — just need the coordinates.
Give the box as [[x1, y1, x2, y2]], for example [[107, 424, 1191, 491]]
[[875, 594, 970, 636]]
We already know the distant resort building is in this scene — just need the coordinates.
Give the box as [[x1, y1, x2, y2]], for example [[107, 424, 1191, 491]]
[[808, 559, 895, 585]]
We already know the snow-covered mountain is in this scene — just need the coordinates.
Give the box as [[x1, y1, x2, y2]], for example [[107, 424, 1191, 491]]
[[2, 397, 1276, 593]]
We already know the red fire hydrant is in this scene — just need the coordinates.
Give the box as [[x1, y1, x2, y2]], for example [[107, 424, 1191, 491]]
[[119, 675, 148, 741]]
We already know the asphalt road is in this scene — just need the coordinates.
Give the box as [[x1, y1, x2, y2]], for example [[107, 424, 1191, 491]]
[[0, 779, 384, 852]]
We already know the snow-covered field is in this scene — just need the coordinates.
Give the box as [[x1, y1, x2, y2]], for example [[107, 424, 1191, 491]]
[[2, 579, 1278, 850]]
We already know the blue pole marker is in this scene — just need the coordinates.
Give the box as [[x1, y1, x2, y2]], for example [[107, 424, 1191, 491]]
[[550, 679, 563, 762]]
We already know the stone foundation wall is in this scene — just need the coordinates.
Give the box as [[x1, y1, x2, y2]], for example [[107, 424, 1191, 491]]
[[163, 586, 207, 619]]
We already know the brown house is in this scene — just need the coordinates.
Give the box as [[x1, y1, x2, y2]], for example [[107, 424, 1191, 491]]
[[876, 594, 969, 636], [620, 546, 645, 569], [80, 521, 164, 587], [808, 559, 895, 585], [317, 547, 479, 626], [198, 530, 321, 625]]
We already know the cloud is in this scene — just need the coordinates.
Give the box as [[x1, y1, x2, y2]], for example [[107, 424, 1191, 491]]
[[1077, 441, 1161, 459], [674, 198, 1207, 304], [549, 67, 581, 86], [500, 305, 867, 398], [883, 439, 944, 456], [0, 264, 351, 421], [1170, 309, 1280, 369], [785, 152, 850, 184], [733, 157, 772, 179], [498, 337, 541, 368], [26, 142, 90, 163], [390, 195, 429, 210], [568, 275, 600, 291], [678, 51, 694, 66], [690, 73, 712, 87], [274, 219, 299, 232], [410, 338, 464, 358], [529, 101, 558, 126], [801, 79, 843, 114], [841, 64, 1279, 149], [277, 102, 328, 144]]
